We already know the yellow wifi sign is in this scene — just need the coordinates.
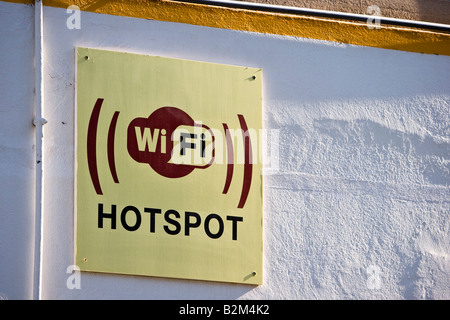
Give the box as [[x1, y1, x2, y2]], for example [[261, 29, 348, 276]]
[[76, 48, 263, 284]]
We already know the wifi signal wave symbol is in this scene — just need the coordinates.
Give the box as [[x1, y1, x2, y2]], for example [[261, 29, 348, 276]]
[[86, 98, 254, 209]]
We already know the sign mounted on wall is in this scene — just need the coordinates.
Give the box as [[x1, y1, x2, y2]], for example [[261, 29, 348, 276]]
[[76, 47, 263, 284]]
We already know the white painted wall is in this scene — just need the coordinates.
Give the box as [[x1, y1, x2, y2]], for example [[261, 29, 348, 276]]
[[0, 1, 449, 299], [0, 2, 35, 300]]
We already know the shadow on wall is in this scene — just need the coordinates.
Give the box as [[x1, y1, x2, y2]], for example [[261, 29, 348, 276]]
[[64, 271, 256, 299], [281, 118, 449, 186], [314, 119, 449, 186]]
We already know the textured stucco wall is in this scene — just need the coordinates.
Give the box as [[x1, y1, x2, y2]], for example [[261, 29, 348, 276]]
[[42, 5, 450, 299], [236, 0, 450, 24], [0, 1, 449, 299]]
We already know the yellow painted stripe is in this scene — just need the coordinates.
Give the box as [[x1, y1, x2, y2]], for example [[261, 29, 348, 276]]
[[1, 0, 33, 4], [3, 0, 450, 56]]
